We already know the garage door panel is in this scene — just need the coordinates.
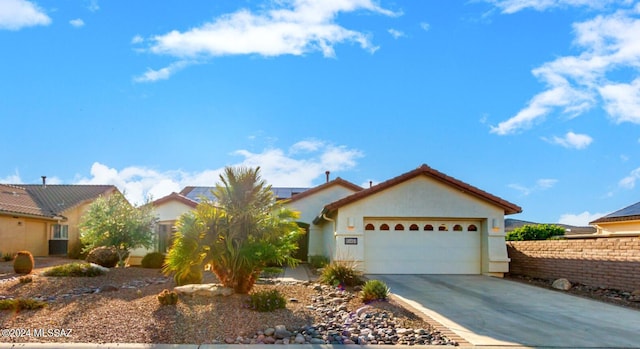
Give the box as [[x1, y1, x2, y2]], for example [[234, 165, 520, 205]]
[[364, 229, 481, 274]]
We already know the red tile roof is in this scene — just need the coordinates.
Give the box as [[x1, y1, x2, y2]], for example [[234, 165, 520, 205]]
[[319, 164, 522, 217], [151, 192, 198, 208], [284, 177, 363, 204]]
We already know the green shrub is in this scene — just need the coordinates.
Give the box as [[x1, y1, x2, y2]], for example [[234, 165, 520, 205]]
[[86, 246, 119, 268], [261, 267, 283, 278], [174, 264, 203, 286], [309, 255, 329, 269], [43, 263, 106, 277], [141, 252, 165, 269], [13, 251, 34, 274], [246, 289, 286, 312], [506, 224, 566, 241], [157, 289, 178, 305], [319, 261, 363, 287], [361, 279, 390, 303], [67, 242, 88, 260], [0, 298, 47, 311], [2, 252, 14, 261]]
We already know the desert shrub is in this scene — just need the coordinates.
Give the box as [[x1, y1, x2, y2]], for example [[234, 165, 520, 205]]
[[157, 289, 178, 305], [86, 246, 119, 268], [361, 279, 390, 303], [141, 252, 165, 269], [67, 242, 88, 260], [246, 289, 286, 312], [319, 261, 364, 287], [13, 251, 34, 274], [174, 264, 203, 286], [2, 252, 13, 261], [18, 275, 33, 284], [260, 266, 283, 278], [506, 224, 566, 241], [0, 298, 47, 311], [309, 255, 329, 269], [43, 263, 106, 277]]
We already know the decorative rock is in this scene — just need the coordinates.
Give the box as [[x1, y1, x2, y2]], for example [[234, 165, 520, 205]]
[[274, 325, 292, 339], [263, 336, 276, 344], [552, 278, 572, 291], [98, 284, 119, 293], [310, 338, 325, 344], [173, 283, 234, 297], [294, 334, 305, 344], [264, 328, 275, 336], [88, 263, 110, 273]]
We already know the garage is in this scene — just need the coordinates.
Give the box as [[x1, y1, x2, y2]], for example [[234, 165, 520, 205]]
[[363, 220, 482, 274]]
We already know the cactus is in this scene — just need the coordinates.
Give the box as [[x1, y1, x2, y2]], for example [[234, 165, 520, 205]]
[[157, 289, 178, 305], [361, 279, 390, 303], [13, 251, 34, 274]]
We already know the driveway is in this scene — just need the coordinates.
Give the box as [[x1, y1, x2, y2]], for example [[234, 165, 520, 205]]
[[372, 274, 640, 348]]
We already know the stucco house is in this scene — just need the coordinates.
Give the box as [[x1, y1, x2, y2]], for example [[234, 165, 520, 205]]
[[0, 182, 117, 257], [590, 201, 640, 236], [174, 164, 521, 276], [128, 192, 198, 265], [285, 164, 521, 276]]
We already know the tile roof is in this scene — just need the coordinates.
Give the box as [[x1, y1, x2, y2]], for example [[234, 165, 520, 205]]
[[0, 184, 116, 219], [151, 192, 198, 208], [318, 164, 522, 219], [284, 178, 362, 203], [590, 201, 640, 224]]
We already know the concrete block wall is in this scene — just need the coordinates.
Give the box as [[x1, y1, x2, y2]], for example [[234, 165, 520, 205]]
[[506, 237, 640, 292]]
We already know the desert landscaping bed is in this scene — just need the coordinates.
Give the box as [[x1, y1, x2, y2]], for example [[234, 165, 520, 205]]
[[0, 260, 456, 345]]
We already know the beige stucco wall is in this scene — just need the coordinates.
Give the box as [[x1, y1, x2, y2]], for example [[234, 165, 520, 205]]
[[283, 185, 359, 259], [594, 220, 640, 235], [326, 176, 510, 275], [0, 216, 49, 256]]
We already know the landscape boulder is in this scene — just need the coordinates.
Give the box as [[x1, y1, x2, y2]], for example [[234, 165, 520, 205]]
[[552, 278, 572, 291], [174, 283, 234, 297]]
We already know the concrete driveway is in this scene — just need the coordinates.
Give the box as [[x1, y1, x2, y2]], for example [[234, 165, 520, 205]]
[[372, 274, 640, 348]]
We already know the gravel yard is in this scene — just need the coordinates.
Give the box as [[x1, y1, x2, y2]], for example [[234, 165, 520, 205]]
[[0, 259, 455, 345]]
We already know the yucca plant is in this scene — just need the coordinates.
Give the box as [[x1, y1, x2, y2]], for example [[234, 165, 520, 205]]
[[361, 279, 390, 303], [319, 260, 364, 287], [13, 251, 34, 274]]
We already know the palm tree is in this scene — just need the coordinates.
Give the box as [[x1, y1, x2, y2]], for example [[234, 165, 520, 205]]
[[164, 166, 303, 293]]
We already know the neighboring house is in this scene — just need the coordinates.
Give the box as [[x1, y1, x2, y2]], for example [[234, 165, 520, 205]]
[[0, 181, 117, 257], [284, 164, 521, 276], [590, 201, 640, 235], [128, 192, 198, 265]]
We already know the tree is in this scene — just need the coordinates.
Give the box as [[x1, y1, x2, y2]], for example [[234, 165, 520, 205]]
[[80, 192, 157, 267], [163, 166, 304, 293], [505, 224, 565, 241]]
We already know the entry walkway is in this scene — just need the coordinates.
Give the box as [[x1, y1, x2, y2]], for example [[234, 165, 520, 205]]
[[373, 274, 640, 348]]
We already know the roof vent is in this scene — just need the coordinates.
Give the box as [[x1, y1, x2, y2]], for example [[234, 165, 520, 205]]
[[41, 176, 47, 187], [325, 171, 330, 183]]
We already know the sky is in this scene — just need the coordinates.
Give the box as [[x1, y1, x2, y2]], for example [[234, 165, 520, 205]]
[[1, 0, 640, 226]]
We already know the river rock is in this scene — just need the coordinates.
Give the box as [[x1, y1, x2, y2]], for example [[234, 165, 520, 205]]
[[173, 283, 234, 297], [552, 278, 572, 291]]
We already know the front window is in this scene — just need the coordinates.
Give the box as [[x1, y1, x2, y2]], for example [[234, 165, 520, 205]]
[[52, 224, 69, 240]]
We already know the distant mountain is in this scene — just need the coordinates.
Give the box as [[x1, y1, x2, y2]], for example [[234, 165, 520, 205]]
[[505, 219, 596, 235]]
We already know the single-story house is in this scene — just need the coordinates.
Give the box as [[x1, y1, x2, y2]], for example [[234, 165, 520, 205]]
[[175, 164, 521, 277], [128, 192, 198, 265], [0, 181, 117, 256], [589, 201, 640, 236]]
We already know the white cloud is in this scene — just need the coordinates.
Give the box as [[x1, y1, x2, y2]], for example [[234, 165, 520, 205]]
[[509, 178, 558, 195], [559, 211, 607, 226], [138, 0, 399, 80], [0, 0, 51, 30], [490, 5, 640, 135], [0, 172, 22, 183], [87, 0, 99, 12], [133, 60, 193, 83], [388, 28, 405, 39], [73, 140, 363, 205], [619, 166, 640, 189], [486, 0, 632, 14], [545, 131, 593, 149], [69, 18, 84, 28], [131, 35, 144, 44], [420, 22, 430, 31]]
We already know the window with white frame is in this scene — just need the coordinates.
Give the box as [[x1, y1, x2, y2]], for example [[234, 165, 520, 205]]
[[52, 224, 69, 240]]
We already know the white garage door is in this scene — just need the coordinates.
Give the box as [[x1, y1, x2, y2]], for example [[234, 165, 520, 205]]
[[364, 221, 481, 274]]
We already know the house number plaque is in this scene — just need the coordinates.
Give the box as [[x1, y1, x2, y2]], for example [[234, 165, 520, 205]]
[[344, 237, 358, 245]]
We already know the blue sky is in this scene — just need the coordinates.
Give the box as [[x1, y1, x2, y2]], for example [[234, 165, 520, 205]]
[[2, 0, 639, 226]]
